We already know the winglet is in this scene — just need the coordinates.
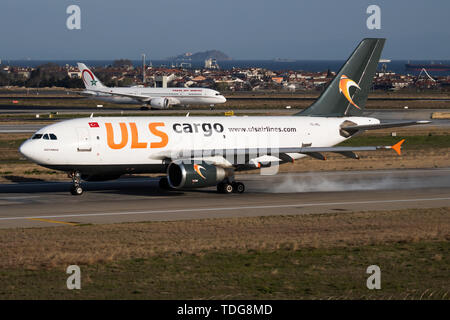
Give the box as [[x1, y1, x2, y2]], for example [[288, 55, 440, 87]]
[[391, 139, 405, 156]]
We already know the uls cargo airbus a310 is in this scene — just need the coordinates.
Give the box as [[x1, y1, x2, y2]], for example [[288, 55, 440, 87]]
[[77, 63, 226, 109], [20, 39, 429, 195]]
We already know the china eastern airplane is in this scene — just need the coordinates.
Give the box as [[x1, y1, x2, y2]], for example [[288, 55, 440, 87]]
[[21, 39, 429, 195], [76, 63, 227, 109]]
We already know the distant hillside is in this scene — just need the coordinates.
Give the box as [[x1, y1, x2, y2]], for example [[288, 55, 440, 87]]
[[169, 50, 231, 61]]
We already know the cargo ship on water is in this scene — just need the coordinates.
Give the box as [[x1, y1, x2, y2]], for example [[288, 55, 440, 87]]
[[405, 62, 450, 72]]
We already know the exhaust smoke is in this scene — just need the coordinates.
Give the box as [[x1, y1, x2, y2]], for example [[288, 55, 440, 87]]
[[243, 169, 450, 194]]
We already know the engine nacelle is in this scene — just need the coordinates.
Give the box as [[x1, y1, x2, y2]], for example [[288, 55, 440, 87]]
[[150, 97, 170, 109], [167, 161, 232, 189]]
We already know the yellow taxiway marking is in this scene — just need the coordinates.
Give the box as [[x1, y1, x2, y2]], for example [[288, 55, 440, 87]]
[[27, 218, 78, 226]]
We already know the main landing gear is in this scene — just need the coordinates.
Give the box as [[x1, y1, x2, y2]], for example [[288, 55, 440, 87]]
[[69, 171, 83, 196], [217, 181, 245, 194]]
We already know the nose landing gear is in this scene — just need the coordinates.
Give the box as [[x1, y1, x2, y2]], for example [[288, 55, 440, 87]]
[[69, 171, 83, 195]]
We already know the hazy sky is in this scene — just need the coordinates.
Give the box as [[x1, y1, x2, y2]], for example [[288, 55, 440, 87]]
[[1, 0, 449, 60]]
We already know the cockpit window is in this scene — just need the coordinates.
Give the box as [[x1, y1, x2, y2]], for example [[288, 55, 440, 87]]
[[215, 93, 220, 96], [31, 133, 57, 140]]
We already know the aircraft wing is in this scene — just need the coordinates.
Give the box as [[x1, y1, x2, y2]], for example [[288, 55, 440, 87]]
[[66, 89, 92, 96], [73, 90, 102, 97], [155, 139, 406, 165], [342, 120, 430, 133], [95, 90, 152, 102]]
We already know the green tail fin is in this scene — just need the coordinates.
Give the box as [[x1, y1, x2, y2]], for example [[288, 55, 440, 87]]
[[296, 38, 385, 117]]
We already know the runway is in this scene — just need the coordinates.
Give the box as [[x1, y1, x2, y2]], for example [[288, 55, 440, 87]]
[[0, 124, 41, 133], [0, 168, 449, 229]]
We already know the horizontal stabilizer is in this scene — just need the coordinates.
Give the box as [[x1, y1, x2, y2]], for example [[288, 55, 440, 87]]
[[342, 120, 430, 133]]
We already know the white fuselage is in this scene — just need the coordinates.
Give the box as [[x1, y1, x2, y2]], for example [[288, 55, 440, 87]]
[[83, 87, 226, 106], [19, 116, 380, 176]]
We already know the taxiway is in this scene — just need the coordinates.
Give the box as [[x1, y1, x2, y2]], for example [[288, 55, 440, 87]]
[[0, 109, 449, 133]]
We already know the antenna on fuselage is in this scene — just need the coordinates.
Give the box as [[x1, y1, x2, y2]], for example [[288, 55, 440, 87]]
[[90, 113, 94, 118]]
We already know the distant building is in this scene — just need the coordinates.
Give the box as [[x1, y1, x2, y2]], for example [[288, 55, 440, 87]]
[[191, 75, 206, 82], [154, 74, 176, 88], [271, 77, 283, 84], [67, 68, 81, 78], [155, 76, 168, 88], [205, 58, 219, 69], [14, 67, 33, 79]]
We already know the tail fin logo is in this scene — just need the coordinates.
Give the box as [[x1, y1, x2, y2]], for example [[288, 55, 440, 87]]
[[81, 69, 97, 86], [193, 164, 206, 179], [339, 75, 361, 110]]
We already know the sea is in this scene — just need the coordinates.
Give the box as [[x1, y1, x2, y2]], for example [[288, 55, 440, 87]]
[[3, 59, 450, 76]]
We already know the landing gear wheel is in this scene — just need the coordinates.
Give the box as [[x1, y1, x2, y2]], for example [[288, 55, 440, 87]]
[[233, 182, 245, 193], [70, 186, 83, 196], [224, 183, 234, 193], [217, 182, 234, 194], [69, 171, 83, 196]]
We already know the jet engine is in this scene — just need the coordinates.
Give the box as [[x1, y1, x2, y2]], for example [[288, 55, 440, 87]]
[[150, 97, 170, 109], [167, 161, 232, 189]]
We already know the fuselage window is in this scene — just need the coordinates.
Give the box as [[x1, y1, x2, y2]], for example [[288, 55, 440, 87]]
[[49, 134, 57, 140], [32, 134, 43, 140], [43, 134, 49, 140]]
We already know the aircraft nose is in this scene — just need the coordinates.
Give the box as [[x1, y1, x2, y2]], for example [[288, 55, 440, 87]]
[[220, 95, 227, 103], [19, 140, 34, 160]]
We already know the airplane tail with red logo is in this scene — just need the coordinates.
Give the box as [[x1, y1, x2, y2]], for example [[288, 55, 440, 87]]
[[296, 38, 385, 117], [77, 63, 106, 90]]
